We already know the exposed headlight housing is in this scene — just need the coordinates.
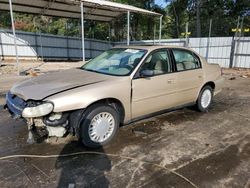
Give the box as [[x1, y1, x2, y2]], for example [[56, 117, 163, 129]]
[[22, 102, 53, 118]]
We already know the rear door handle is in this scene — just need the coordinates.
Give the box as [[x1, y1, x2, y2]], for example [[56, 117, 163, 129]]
[[167, 79, 175, 84]]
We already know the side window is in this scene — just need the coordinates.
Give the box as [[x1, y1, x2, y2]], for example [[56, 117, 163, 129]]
[[141, 50, 171, 75], [172, 49, 201, 71]]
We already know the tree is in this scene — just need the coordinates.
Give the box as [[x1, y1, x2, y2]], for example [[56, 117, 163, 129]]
[[165, 0, 250, 38], [1, 0, 249, 39]]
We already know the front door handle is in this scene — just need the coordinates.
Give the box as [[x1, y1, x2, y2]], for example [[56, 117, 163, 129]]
[[167, 79, 174, 84]]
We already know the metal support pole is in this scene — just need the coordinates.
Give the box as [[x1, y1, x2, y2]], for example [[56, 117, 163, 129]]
[[153, 23, 156, 45], [234, 17, 244, 67], [159, 15, 163, 43], [127, 11, 130, 46], [230, 16, 240, 68], [235, 16, 240, 38], [9, 0, 19, 75], [33, 18, 39, 60], [66, 22, 69, 60], [35, 16, 43, 61], [206, 19, 212, 61], [108, 24, 111, 45], [34, 33, 38, 60], [0, 33, 2, 66], [229, 36, 236, 68], [80, 2, 85, 62], [185, 22, 189, 47], [39, 30, 44, 61]]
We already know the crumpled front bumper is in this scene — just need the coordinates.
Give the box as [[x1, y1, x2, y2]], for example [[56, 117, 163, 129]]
[[5, 91, 27, 119]]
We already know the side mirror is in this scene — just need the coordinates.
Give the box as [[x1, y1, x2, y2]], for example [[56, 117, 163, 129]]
[[140, 69, 154, 77]]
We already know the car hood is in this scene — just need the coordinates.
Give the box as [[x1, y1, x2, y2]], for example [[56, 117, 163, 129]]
[[10, 68, 111, 101]]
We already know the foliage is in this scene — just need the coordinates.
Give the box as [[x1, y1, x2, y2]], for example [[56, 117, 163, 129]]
[[165, 0, 250, 38], [0, 0, 249, 40]]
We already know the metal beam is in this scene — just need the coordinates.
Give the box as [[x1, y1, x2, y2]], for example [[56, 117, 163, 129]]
[[9, 0, 19, 75], [0, 3, 114, 21], [159, 15, 162, 43], [127, 10, 130, 46], [80, 1, 85, 62]]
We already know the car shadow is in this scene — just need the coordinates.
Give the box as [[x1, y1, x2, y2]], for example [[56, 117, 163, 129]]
[[55, 141, 111, 188]]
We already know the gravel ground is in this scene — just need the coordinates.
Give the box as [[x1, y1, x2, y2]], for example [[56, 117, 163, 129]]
[[0, 62, 250, 188]]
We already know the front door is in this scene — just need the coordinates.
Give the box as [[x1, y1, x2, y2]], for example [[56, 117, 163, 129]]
[[131, 49, 179, 119]]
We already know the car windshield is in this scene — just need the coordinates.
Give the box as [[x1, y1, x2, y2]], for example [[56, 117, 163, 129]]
[[81, 48, 147, 76]]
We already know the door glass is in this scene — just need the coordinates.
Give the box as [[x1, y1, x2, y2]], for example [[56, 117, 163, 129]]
[[141, 50, 171, 75], [172, 49, 201, 71]]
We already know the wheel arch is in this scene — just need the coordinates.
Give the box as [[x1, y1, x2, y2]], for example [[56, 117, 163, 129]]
[[196, 81, 215, 101], [202, 81, 215, 90], [85, 98, 126, 124], [68, 97, 126, 138]]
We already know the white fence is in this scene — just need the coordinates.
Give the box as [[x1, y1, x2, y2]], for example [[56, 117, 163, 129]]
[[1, 29, 250, 68], [117, 37, 250, 68]]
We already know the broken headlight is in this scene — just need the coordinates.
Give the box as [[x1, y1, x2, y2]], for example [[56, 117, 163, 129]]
[[22, 102, 53, 118]]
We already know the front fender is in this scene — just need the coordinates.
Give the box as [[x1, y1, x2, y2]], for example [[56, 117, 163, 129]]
[[45, 78, 131, 120]]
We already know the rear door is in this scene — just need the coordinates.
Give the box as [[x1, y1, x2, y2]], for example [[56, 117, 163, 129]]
[[171, 49, 204, 105], [131, 49, 179, 119]]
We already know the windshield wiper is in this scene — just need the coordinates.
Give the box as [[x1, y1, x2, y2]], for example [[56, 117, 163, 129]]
[[80, 67, 93, 71]]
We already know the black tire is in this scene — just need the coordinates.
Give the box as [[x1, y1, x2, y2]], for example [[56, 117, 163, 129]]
[[79, 103, 120, 148], [196, 85, 213, 112]]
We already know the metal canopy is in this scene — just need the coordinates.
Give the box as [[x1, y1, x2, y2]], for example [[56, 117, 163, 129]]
[[1, 0, 162, 75], [0, 0, 161, 22]]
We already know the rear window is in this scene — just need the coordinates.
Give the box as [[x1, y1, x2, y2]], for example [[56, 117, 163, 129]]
[[172, 49, 201, 71]]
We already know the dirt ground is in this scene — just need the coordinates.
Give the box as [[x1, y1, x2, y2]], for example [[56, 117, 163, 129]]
[[0, 62, 250, 188], [0, 60, 83, 75]]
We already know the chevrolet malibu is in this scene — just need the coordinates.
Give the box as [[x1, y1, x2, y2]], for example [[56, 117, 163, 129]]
[[5, 46, 224, 148]]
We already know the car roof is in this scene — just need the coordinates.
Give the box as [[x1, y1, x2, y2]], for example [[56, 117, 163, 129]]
[[113, 45, 202, 58], [113, 45, 192, 51]]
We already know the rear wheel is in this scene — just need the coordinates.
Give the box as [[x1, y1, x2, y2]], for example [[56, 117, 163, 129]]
[[196, 85, 213, 112], [79, 104, 119, 148]]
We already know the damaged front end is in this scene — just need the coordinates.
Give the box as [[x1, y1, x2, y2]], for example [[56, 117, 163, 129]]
[[5, 91, 71, 143]]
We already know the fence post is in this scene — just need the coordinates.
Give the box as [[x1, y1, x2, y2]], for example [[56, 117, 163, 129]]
[[34, 32, 39, 60], [229, 36, 235, 68], [206, 19, 212, 61], [234, 17, 244, 67], [39, 32, 44, 61], [90, 40, 93, 59], [230, 16, 241, 68], [66, 36, 69, 60]]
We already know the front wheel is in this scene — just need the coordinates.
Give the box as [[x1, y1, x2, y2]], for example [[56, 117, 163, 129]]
[[79, 104, 120, 148], [196, 85, 213, 112]]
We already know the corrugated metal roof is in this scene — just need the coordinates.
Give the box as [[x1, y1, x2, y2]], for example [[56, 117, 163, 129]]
[[0, 0, 161, 22]]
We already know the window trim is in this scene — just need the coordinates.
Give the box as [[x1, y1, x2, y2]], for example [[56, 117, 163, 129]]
[[170, 48, 202, 73], [133, 48, 174, 79]]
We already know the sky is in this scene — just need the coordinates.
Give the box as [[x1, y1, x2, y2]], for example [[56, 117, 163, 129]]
[[155, 0, 169, 8]]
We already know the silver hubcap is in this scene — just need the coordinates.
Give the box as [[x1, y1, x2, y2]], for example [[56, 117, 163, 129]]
[[201, 89, 212, 108], [88, 112, 115, 143]]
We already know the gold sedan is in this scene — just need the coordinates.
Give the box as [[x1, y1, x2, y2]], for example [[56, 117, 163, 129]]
[[5, 46, 224, 148]]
